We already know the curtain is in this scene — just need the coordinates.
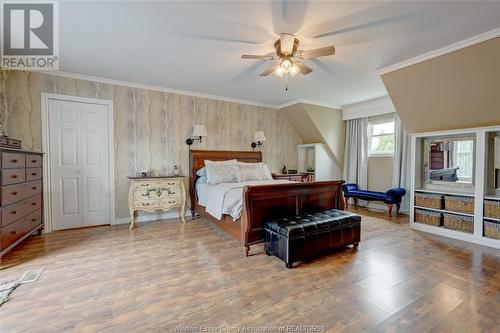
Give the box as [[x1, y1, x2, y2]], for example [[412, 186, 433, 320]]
[[392, 114, 411, 212], [343, 117, 368, 191]]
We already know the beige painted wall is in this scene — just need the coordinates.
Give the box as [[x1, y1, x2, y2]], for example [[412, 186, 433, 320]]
[[302, 103, 345, 167], [0, 71, 301, 218], [368, 156, 394, 192], [279, 103, 344, 171], [382, 37, 500, 133]]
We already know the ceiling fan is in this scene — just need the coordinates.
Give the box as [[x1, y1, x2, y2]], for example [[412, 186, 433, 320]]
[[241, 33, 335, 90]]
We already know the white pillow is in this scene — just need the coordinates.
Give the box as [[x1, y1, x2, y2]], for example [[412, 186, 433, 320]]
[[237, 164, 260, 182], [196, 176, 208, 184], [196, 167, 206, 177], [238, 162, 273, 181], [205, 159, 238, 184]]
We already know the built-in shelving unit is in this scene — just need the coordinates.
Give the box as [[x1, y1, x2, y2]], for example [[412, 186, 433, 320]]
[[410, 126, 500, 249]]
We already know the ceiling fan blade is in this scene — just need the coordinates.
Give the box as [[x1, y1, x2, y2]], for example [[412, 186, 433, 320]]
[[300, 46, 335, 59], [241, 54, 275, 60], [296, 62, 313, 75], [259, 63, 279, 77]]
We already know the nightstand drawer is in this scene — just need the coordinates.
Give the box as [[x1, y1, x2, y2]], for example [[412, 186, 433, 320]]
[[134, 187, 180, 200], [134, 200, 160, 209], [160, 198, 181, 206]]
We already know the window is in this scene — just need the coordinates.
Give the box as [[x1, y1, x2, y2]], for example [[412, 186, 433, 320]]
[[452, 140, 474, 182], [368, 117, 395, 156]]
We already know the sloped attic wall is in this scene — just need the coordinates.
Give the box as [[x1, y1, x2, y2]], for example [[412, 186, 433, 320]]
[[381, 37, 500, 133], [279, 103, 344, 171]]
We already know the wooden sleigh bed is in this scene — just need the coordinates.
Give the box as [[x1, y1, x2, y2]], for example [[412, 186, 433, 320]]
[[189, 149, 345, 256]]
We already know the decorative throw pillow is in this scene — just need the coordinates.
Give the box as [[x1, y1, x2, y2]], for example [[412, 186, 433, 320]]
[[255, 164, 273, 180], [237, 164, 260, 182], [238, 162, 273, 181], [205, 159, 238, 184]]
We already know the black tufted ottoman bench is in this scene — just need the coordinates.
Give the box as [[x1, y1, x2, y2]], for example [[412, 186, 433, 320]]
[[264, 209, 361, 268]]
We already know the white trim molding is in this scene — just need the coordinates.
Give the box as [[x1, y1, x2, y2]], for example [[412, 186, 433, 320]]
[[41, 93, 115, 232], [276, 98, 342, 110], [342, 95, 395, 120], [375, 27, 500, 75]]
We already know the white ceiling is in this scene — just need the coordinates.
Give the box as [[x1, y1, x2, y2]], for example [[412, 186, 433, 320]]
[[59, 1, 500, 107]]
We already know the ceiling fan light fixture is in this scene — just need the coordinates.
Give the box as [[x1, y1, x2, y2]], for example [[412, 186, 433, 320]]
[[290, 63, 299, 76], [274, 65, 285, 77]]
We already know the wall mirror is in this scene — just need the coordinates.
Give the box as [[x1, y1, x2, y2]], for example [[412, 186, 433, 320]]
[[486, 132, 500, 196], [423, 135, 475, 185]]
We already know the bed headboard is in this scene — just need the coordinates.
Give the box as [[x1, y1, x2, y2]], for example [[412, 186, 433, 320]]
[[188, 149, 262, 214]]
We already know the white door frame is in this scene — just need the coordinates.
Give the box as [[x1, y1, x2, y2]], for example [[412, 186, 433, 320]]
[[41, 93, 115, 232]]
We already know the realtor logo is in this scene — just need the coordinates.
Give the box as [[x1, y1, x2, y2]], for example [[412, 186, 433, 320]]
[[1, 1, 58, 70]]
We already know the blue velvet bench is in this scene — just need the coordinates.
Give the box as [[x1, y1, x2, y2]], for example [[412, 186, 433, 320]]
[[342, 183, 406, 216]]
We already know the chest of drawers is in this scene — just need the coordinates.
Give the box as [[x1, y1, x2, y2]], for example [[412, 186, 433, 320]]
[[1, 149, 44, 256], [128, 176, 186, 229]]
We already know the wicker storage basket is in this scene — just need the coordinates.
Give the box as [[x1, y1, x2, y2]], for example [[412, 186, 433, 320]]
[[444, 195, 474, 214], [415, 209, 442, 226], [484, 199, 500, 219], [443, 213, 474, 234], [415, 192, 443, 209], [484, 220, 500, 240]]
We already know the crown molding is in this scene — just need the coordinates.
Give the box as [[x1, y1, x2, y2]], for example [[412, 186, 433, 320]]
[[342, 95, 395, 120], [375, 27, 500, 76], [276, 98, 342, 110], [34, 70, 350, 110], [35, 70, 278, 109]]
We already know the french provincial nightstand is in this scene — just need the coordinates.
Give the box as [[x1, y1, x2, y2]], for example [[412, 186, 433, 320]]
[[127, 176, 186, 229]]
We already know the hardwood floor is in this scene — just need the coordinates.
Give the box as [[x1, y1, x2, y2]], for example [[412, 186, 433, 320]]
[[1, 207, 499, 333]]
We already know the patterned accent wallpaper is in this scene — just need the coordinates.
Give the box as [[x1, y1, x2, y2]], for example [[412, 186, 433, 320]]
[[0, 71, 301, 218]]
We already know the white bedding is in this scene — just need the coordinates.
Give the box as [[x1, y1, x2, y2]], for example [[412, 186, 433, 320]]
[[197, 180, 294, 221], [196, 183, 214, 207]]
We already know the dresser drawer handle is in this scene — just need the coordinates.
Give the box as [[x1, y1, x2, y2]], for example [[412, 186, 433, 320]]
[[11, 159, 18, 163], [168, 182, 175, 185], [11, 174, 19, 179], [31, 160, 37, 163], [140, 183, 150, 187], [31, 218, 37, 222], [142, 203, 150, 206], [12, 191, 18, 196], [10, 230, 17, 235], [31, 172, 37, 176], [31, 202, 37, 206], [11, 210, 17, 215], [32, 187, 37, 190], [168, 200, 176, 204]]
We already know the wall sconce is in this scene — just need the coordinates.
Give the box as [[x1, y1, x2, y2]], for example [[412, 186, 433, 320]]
[[186, 124, 207, 147], [251, 131, 266, 151]]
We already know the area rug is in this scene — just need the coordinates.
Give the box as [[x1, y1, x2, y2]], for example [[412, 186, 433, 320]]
[[0, 268, 44, 306]]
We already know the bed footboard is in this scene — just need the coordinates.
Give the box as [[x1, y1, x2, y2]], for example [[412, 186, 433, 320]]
[[240, 180, 345, 248]]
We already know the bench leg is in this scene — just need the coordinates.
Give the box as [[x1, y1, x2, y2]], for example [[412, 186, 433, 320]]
[[396, 204, 401, 216], [387, 204, 393, 216], [285, 262, 293, 269], [353, 242, 359, 248], [245, 245, 250, 257]]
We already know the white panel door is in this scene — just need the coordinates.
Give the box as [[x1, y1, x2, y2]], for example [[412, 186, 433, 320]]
[[49, 99, 110, 230]]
